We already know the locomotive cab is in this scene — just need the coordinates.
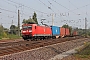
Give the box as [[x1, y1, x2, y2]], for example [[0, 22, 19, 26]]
[[21, 24, 37, 40]]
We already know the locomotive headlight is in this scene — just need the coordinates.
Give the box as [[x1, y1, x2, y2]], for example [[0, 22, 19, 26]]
[[22, 31, 26, 33], [29, 30, 32, 32]]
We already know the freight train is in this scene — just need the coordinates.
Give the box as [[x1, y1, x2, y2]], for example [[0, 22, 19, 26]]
[[21, 23, 77, 40]]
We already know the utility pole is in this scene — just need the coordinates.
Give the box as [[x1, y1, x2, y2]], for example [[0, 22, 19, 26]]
[[12, 20, 13, 34], [65, 23, 67, 36], [18, 10, 20, 36], [85, 17, 87, 38], [52, 13, 54, 26], [12, 20, 13, 25]]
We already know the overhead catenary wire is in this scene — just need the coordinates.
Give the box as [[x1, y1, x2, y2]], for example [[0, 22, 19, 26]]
[[68, 0, 89, 15], [1, 2, 49, 27], [68, 0, 89, 29], [39, 0, 64, 18], [48, 0, 68, 20], [52, 0, 70, 11], [52, 0, 77, 17], [38, 0, 55, 13], [52, 0, 90, 16], [0, 8, 30, 19], [52, 0, 87, 21], [4, 0, 50, 21], [48, 0, 71, 20], [0, 7, 17, 14], [0, 0, 89, 28], [69, 4, 90, 13], [2, 0, 18, 8], [51, 0, 79, 23], [7, 0, 48, 14], [2, 0, 90, 16], [51, 0, 85, 28], [38, 0, 78, 25], [3, 0, 36, 16], [0, 3, 34, 19], [68, 0, 78, 9], [38, 0, 69, 26], [38, 0, 63, 18]]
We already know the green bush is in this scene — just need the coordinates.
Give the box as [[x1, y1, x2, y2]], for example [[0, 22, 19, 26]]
[[8, 34, 20, 39], [8, 34, 21, 39], [0, 36, 2, 39], [2, 32, 8, 38]]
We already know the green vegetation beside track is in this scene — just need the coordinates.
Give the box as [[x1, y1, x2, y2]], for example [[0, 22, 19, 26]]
[[8, 34, 21, 39], [0, 34, 21, 40], [75, 42, 90, 59]]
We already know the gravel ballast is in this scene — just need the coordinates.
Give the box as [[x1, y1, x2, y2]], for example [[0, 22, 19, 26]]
[[0, 38, 89, 60]]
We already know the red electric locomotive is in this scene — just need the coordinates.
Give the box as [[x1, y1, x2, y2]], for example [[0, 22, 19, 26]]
[[21, 24, 52, 40]]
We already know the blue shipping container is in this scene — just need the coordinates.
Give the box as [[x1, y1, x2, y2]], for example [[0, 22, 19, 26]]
[[51, 26, 60, 36]]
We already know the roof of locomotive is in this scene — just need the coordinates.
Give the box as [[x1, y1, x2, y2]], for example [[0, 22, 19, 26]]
[[22, 23, 51, 27], [22, 23, 37, 26]]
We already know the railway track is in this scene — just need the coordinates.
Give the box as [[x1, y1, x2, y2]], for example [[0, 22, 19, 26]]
[[0, 36, 83, 56]]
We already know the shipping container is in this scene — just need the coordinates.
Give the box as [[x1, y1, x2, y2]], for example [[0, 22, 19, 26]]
[[51, 26, 60, 36], [60, 27, 65, 37], [65, 28, 70, 36], [60, 27, 70, 37], [73, 31, 77, 36]]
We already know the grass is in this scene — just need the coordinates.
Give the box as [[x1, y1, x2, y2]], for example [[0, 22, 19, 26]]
[[8, 34, 21, 39], [0, 34, 21, 40], [0, 36, 2, 40], [75, 42, 90, 58]]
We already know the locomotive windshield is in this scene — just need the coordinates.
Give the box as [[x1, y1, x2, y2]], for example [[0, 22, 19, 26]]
[[28, 26, 32, 29], [23, 26, 32, 30]]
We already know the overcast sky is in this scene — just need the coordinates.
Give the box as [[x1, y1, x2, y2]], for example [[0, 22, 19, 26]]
[[0, 0, 90, 29]]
